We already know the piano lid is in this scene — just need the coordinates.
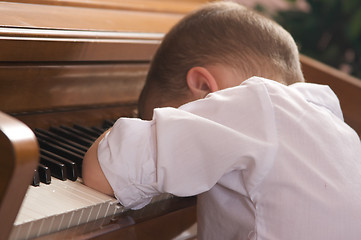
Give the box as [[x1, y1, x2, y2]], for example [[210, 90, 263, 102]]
[[0, 0, 210, 62], [0, 0, 189, 32]]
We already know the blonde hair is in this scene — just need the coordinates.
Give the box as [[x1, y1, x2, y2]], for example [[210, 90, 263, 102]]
[[139, 1, 304, 118]]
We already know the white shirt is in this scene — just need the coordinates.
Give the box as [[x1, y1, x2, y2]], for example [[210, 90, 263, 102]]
[[98, 77, 361, 239]]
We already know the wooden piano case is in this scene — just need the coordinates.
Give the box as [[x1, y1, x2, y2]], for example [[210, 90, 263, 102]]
[[0, 1, 207, 239], [1, 0, 360, 239]]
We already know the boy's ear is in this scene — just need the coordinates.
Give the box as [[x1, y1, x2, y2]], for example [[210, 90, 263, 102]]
[[186, 66, 219, 99]]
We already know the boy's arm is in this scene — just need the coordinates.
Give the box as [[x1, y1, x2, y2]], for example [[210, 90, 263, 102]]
[[81, 79, 277, 210], [82, 129, 114, 196]]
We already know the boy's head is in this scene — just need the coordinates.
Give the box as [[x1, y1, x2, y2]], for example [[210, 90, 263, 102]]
[[139, 1, 304, 120]]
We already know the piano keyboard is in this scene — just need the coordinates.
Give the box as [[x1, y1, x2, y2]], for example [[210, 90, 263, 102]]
[[10, 179, 173, 240], [10, 179, 122, 240], [9, 120, 173, 239]]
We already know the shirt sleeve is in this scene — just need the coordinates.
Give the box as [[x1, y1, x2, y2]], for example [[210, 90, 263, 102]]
[[98, 77, 279, 209]]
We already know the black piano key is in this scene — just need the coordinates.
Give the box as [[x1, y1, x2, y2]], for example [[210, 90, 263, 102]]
[[49, 126, 93, 147], [40, 155, 67, 181], [32, 119, 119, 185], [41, 149, 79, 180], [38, 163, 51, 184], [31, 169, 40, 187], [91, 126, 106, 135], [60, 125, 97, 141], [35, 130, 86, 157], [73, 124, 101, 138], [35, 128, 88, 153], [38, 138, 83, 165], [103, 119, 115, 129]]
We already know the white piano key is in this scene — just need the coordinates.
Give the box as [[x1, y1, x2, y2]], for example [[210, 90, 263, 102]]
[[95, 202, 110, 220], [44, 216, 56, 236], [57, 210, 74, 231], [14, 221, 31, 240], [26, 219, 43, 239], [87, 204, 101, 222], [79, 206, 92, 226], [67, 208, 83, 229], [47, 214, 65, 236], [35, 215, 53, 238]]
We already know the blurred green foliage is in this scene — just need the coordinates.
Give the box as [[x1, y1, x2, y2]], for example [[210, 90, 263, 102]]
[[273, 0, 361, 79]]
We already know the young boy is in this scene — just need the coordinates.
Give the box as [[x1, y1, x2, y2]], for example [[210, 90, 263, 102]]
[[82, 2, 361, 239]]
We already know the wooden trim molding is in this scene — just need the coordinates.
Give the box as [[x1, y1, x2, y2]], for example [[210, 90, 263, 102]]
[[0, 64, 149, 113], [0, 112, 39, 240], [301, 55, 361, 137], [0, 31, 161, 62], [0, 2, 184, 32], [3, 0, 208, 14]]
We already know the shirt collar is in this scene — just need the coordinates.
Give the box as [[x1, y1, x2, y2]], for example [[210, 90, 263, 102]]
[[290, 82, 344, 121]]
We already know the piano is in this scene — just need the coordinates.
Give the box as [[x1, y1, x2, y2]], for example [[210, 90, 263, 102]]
[[1, 1, 361, 239], [0, 1, 208, 239]]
